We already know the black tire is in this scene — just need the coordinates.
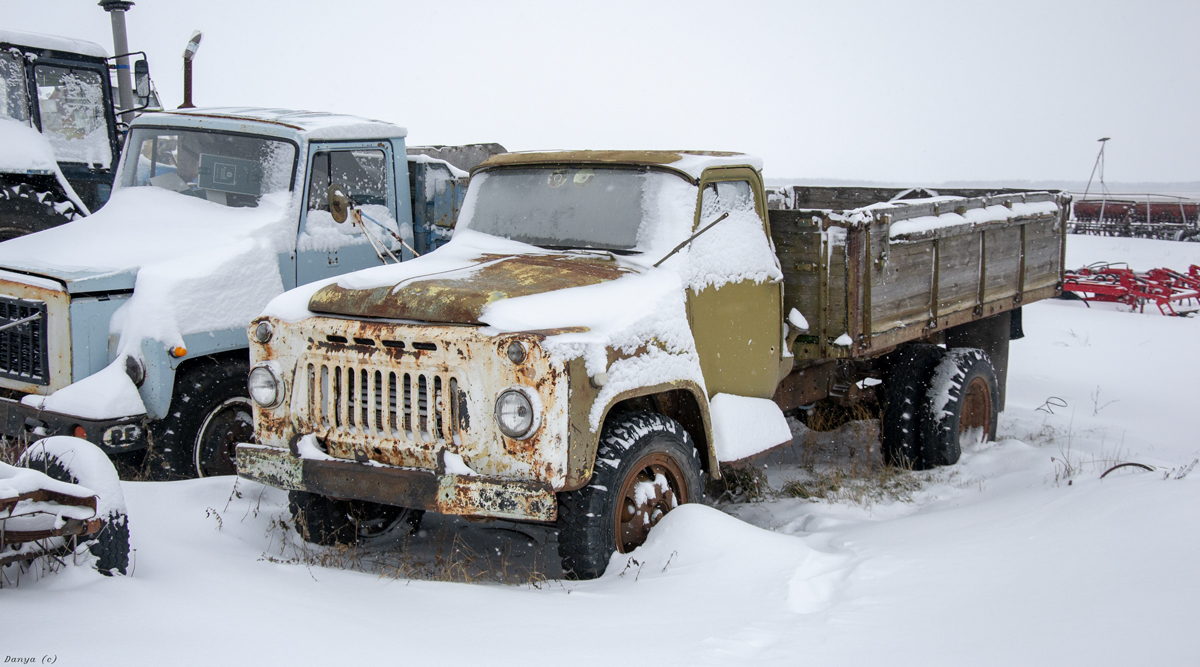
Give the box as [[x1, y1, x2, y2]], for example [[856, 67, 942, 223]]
[[148, 356, 252, 480], [556, 412, 704, 580], [0, 179, 79, 239], [881, 344, 946, 469], [19, 437, 130, 576], [289, 491, 423, 547], [919, 348, 999, 467]]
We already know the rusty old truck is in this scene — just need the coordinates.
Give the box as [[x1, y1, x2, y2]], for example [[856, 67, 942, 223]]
[[235, 151, 1067, 579]]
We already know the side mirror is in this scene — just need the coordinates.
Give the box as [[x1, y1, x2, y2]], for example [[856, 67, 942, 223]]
[[134, 59, 150, 102], [328, 184, 351, 223]]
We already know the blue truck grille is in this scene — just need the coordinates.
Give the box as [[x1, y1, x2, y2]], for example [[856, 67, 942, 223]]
[[0, 296, 49, 385]]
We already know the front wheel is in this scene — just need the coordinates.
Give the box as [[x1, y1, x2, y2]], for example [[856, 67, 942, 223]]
[[289, 491, 423, 547], [148, 357, 251, 480], [556, 412, 704, 580]]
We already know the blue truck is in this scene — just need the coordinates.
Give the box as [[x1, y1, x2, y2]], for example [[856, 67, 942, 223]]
[[0, 107, 494, 479]]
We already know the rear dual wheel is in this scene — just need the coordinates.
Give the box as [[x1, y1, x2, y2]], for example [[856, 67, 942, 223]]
[[920, 349, 999, 467], [882, 345, 998, 469]]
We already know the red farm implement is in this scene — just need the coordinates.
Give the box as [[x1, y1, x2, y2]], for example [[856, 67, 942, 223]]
[[1062, 263, 1200, 316]]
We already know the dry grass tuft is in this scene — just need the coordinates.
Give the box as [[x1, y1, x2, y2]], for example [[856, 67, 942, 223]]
[[710, 464, 771, 503], [780, 462, 925, 507]]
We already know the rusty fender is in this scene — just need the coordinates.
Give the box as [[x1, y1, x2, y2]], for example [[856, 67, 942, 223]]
[[237, 443, 556, 523]]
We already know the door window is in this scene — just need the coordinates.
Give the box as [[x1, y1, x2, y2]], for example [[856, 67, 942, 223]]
[[0, 53, 29, 124], [299, 148, 401, 253]]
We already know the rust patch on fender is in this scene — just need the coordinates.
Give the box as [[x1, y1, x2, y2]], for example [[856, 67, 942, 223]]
[[308, 253, 632, 324]]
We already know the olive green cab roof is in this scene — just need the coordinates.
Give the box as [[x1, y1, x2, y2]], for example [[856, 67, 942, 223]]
[[475, 150, 763, 182]]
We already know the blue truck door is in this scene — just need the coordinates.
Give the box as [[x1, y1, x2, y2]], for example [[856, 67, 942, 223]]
[[408, 160, 467, 255], [297, 142, 400, 286]]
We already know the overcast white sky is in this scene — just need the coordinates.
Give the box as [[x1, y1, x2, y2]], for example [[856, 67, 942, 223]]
[[6, 0, 1198, 183]]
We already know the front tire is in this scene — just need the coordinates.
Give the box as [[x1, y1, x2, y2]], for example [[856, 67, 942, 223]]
[[148, 357, 252, 480], [19, 437, 130, 576], [556, 412, 704, 580], [289, 491, 423, 547]]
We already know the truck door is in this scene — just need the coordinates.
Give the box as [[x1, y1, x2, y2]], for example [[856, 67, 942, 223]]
[[686, 169, 784, 399], [297, 143, 401, 286], [408, 160, 467, 255]]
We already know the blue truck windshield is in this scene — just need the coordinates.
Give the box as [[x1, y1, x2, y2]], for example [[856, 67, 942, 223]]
[[120, 128, 296, 208]]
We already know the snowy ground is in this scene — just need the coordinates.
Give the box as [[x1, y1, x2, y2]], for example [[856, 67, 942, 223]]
[[4, 235, 1199, 666]]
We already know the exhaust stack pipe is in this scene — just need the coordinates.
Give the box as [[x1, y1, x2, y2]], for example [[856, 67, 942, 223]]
[[180, 31, 202, 109], [98, 0, 135, 124]]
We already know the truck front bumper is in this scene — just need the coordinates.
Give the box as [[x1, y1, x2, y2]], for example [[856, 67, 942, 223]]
[[235, 443, 558, 523], [0, 396, 146, 451]]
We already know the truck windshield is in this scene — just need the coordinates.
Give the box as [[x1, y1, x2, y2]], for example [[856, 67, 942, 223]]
[[34, 64, 111, 167], [119, 128, 296, 208], [464, 167, 684, 253]]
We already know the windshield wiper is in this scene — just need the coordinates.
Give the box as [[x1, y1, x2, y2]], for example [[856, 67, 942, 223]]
[[533, 244, 634, 256], [653, 212, 729, 268]]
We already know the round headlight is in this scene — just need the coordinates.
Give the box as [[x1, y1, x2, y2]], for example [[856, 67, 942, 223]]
[[254, 320, 273, 344], [248, 365, 282, 408], [494, 389, 535, 438], [506, 340, 526, 365]]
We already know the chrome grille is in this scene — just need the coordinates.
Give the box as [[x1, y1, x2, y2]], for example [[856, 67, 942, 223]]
[[307, 362, 461, 444], [0, 296, 48, 385]]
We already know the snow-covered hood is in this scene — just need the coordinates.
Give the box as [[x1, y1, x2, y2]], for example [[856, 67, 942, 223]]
[[0, 186, 294, 293], [308, 251, 635, 325]]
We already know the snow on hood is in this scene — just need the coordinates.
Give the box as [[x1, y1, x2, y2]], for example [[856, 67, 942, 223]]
[[308, 250, 635, 324], [1, 186, 294, 418]]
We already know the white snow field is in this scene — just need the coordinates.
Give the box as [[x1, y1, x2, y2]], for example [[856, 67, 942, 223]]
[[4, 235, 1199, 666]]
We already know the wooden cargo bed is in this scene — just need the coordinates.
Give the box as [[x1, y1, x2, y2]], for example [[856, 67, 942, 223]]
[[767, 186, 1067, 363]]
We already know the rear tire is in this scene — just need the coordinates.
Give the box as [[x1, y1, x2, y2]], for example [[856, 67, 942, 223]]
[[556, 412, 704, 580], [920, 348, 999, 467], [881, 344, 945, 469], [19, 437, 130, 576]]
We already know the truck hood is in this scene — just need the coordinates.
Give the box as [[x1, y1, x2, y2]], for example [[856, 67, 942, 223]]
[[308, 252, 635, 324], [0, 186, 291, 294]]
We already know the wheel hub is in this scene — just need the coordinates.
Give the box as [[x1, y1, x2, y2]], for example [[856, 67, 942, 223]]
[[615, 452, 688, 553], [195, 397, 254, 477], [959, 376, 992, 443]]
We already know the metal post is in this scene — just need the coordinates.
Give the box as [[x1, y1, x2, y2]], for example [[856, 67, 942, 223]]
[[181, 59, 193, 109], [180, 31, 202, 110], [99, 1, 135, 124]]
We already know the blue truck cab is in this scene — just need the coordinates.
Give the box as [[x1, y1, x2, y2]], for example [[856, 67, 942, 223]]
[[0, 107, 483, 478]]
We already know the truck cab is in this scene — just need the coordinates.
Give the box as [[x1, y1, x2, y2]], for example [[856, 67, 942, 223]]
[[0, 29, 157, 236], [0, 107, 479, 479]]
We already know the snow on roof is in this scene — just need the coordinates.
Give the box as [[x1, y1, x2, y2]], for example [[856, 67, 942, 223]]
[[0, 29, 108, 59], [479, 150, 763, 181], [152, 108, 407, 140]]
